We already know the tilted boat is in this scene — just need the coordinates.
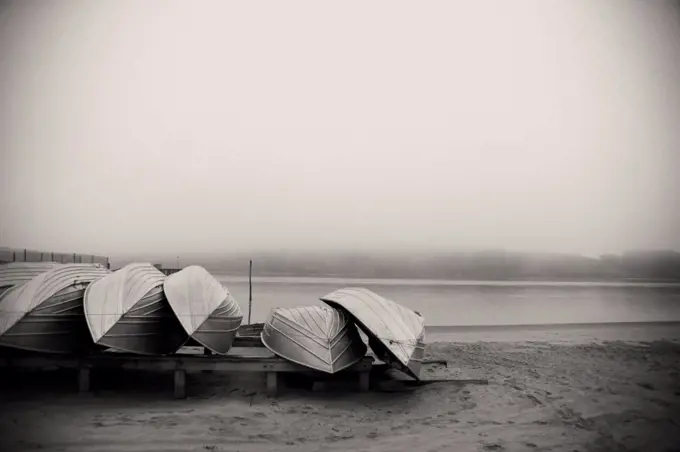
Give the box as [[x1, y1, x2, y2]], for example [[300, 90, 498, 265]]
[[0, 264, 111, 353], [163, 265, 243, 355], [261, 305, 367, 373], [0, 262, 64, 296], [320, 287, 425, 379], [84, 263, 188, 355]]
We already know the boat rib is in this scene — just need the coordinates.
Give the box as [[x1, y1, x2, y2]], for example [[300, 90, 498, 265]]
[[163, 265, 243, 355], [0, 262, 64, 295], [261, 305, 367, 373], [320, 287, 425, 379], [0, 264, 111, 353], [84, 263, 188, 355]]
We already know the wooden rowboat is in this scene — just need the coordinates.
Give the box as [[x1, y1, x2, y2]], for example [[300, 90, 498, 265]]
[[0, 264, 111, 353], [320, 287, 425, 379], [84, 263, 188, 355], [261, 305, 367, 373], [163, 265, 243, 355]]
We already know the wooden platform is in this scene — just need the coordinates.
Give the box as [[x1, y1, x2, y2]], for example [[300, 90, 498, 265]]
[[0, 324, 487, 399], [0, 350, 375, 399]]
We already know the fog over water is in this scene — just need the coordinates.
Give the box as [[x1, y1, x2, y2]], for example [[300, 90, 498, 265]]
[[1, 0, 680, 256]]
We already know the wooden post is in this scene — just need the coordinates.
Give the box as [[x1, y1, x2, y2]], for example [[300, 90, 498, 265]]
[[202, 348, 213, 373], [358, 371, 370, 392], [174, 369, 186, 398], [248, 260, 253, 324], [78, 367, 90, 395], [174, 369, 186, 399], [265, 371, 277, 397]]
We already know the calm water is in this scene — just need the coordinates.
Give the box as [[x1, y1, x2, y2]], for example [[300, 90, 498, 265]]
[[217, 275, 680, 343]]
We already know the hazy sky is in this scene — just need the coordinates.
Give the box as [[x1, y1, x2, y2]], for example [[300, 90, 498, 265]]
[[1, 0, 679, 256]]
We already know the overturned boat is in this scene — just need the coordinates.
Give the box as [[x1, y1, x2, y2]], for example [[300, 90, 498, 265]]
[[0, 264, 111, 353], [261, 305, 367, 373], [163, 265, 243, 355], [320, 287, 425, 379], [84, 263, 188, 355], [0, 262, 64, 296]]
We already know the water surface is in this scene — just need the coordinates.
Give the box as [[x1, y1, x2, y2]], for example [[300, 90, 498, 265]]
[[219, 276, 680, 324]]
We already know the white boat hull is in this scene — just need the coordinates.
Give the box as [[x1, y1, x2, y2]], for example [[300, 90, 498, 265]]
[[261, 305, 367, 374], [320, 287, 425, 379], [163, 266, 243, 355]]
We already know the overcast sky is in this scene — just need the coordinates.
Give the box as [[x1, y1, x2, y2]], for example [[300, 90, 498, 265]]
[[1, 0, 679, 256]]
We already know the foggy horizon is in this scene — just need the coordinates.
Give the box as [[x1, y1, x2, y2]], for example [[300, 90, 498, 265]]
[[2, 0, 679, 257], [106, 246, 680, 260], [4, 244, 680, 262]]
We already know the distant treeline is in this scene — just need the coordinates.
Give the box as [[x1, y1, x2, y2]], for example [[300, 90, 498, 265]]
[[113, 249, 680, 281]]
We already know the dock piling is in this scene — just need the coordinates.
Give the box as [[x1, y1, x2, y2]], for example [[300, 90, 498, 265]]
[[78, 367, 90, 395], [266, 371, 277, 397], [174, 369, 186, 399]]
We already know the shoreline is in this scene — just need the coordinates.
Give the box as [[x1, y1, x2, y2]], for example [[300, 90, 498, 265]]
[[425, 320, 680, 330]]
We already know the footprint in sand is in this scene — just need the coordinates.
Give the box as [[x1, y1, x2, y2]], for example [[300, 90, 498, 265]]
[[526, 394, 543, 406]]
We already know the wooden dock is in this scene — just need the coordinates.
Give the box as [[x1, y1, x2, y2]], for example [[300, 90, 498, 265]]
[[0, 326, 487, 398], [0, 350, 374, 398]]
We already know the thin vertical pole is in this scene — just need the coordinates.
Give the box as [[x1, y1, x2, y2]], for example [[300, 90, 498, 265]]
[[248, 260, 253, 324]]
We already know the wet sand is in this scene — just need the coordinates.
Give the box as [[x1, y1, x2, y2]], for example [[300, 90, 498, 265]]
[[1, 340, 679, 452]]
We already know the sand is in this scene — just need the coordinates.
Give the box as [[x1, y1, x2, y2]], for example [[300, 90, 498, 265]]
[[1, 340, 679, 452]]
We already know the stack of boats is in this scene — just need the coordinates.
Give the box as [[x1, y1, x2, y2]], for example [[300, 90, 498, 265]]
[[0, 262, 244, 356], [261, 288, 425, 378], [0, 262, 425, 379]]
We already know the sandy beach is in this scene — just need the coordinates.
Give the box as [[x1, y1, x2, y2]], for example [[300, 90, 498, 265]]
[[1, 339, 679, 452]]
